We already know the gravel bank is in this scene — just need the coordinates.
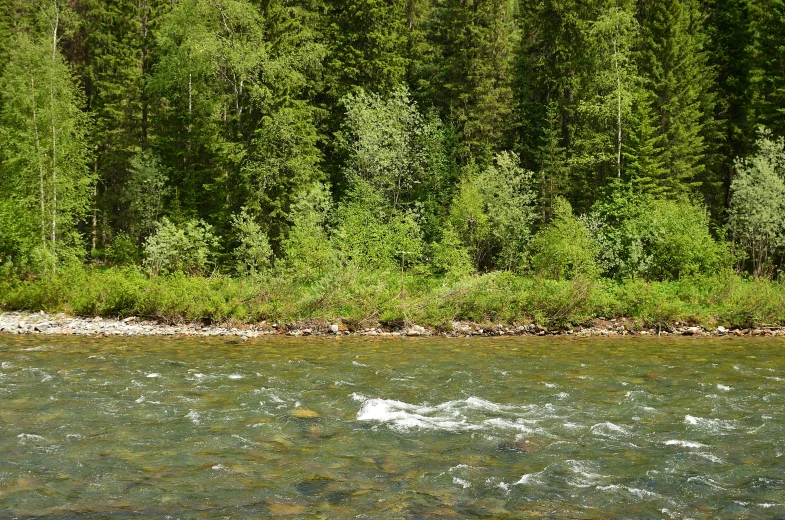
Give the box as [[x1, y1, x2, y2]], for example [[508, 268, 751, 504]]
[[1, 311, 782, 339]]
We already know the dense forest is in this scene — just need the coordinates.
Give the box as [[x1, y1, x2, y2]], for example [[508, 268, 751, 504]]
[[2, 0, 785, 301]]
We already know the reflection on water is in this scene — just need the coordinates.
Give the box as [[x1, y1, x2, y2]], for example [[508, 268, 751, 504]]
[[0, 335, 784, 518]]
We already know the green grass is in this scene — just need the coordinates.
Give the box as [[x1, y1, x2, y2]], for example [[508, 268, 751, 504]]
[[2, 265, 785, 329]]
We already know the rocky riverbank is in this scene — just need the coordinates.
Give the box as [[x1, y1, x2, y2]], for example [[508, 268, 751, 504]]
[[0, 311, 781, 339]]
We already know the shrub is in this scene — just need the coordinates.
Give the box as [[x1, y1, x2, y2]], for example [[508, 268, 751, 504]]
[[333, 182, 424, 271], [450, 152, 537, 271], [143, 218, 218, 276], [430, 224, 473, 279], [588, 186, 728, 280], [530, 198, 600, 280], [231, 209, 272, 276], [728, 128, 785, 278], [282, 185, 335, 282]]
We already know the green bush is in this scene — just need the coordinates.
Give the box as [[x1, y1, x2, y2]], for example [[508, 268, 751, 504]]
[[530, 198, 600, 280], [728, 128, 785, 278], [143, 218, 219, 276], [589, 187, 728, 280], [282, 185, 335, 282], [450, 152, 537, 271], [230, 209, 272, 276], [333, 183, 424, 271]]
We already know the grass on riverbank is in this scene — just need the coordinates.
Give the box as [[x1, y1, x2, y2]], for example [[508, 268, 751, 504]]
[[1, 266, 784, 329]]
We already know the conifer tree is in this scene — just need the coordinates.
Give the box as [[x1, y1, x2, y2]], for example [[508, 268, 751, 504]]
[[751, 0, 785, 138], [323, 0, 409, 98], [706, 0, 755, 208], [636, 0, 718, 194], [436, 0, 516, 161]]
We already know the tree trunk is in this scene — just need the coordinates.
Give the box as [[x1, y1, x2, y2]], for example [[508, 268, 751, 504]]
[[49, 1, 60, 268]]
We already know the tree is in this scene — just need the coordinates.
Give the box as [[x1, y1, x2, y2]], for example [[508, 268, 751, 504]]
[[706, 0, 756, 210], [323, 0, 409, 98], [0, 8, 94, 271], [436, 0, 516, 160], [751, 0, 785, 138], [123, 151, 169, 242], [68, 0, 171, 239], [637, 0, 718, 194], [450, 151, 537, 271], [338, 85, 447, 211], [728, 128, 785, 278]]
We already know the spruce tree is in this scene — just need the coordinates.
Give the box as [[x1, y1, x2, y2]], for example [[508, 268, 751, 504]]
[[436, 0, 516, 161], [751, 0, 785, 137], [323, 0, 409, 98], [636, 0, 718, 194], [706, 0, 755, 209]]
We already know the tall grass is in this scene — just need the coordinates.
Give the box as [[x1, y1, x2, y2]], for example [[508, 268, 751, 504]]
[[2, 265, 785, 328]]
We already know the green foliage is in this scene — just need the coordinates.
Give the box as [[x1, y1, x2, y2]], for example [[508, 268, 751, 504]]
[[282, 185, 335, 282], [334, 182, 424, 271], [124, 152, 169, 242], [0, 18, 94, 272], [728, 128, 785, 278], [450, 152, 537, 271], [435, 0, 516, 159], [589, 186, 728, 280], [430, 224, 473, 279], [530, 198, 600, 280], [338, 85, 444, 209], [143, 218, 218, 276], [230, 210, 272, 276]]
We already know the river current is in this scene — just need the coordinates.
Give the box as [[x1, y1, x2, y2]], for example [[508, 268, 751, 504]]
[[0, 335, 783, 518]]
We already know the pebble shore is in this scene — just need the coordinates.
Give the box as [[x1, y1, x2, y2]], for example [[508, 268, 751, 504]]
[[1, 311, 782, 339]]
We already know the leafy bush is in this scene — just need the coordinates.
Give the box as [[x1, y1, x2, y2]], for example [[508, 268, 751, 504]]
[[430, 224, 473, 279], [631, 198, 728, 280], [333, 182, 424, 271], [282, 185, 335, 282], [450, 151, 537, 271], [728, 128, 785, 278], [230, 209, 272, 276], [143, 218, 218, 276], [588, 186, 728, 280], [530, 198, 600, 280]]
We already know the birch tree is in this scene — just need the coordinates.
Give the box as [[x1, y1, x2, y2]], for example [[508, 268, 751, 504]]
[[0, 8, 93, 271]]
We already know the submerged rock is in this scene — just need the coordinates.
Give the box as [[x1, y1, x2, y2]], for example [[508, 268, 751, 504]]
[[292, 409, 320, 419]]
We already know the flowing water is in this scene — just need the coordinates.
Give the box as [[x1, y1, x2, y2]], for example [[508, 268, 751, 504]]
[[0, 335, 784, 519]]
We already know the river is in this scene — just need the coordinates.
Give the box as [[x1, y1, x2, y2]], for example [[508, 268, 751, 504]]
[[1, 335, 783, 518]]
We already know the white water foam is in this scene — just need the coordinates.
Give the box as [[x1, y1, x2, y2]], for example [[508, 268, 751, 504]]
[[665, 439, 706, 448], [717, 384, 731, 391], [18, 433, 47, 444], [185, 410, 201, 424], [597, 484, 663, 500], [146, 373, 160, 378], [590, 422, 631, 439], [685, 415, 737, 432], [353, 394, 547, 433], [228, 374, 243, 380], [453, 477, 471, 489]]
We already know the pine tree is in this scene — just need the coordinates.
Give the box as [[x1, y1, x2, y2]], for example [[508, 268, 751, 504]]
[[751, 0, 785, 137], [436, 0, 516, 161], [636, 0, 718, 194], [706, 0, 755, 209]]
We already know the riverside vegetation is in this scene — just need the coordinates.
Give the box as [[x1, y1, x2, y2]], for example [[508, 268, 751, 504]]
[[3, 1, 785, 332]]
